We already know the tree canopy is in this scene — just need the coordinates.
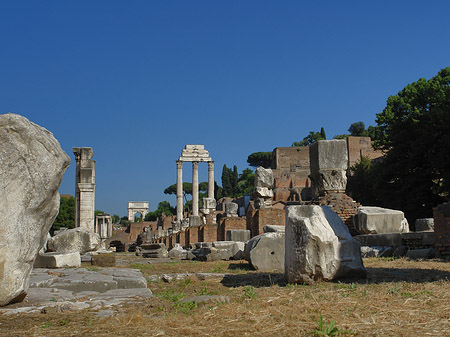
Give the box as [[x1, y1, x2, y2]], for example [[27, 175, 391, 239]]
[[347, 68, 450, 222], [292, 127, 326, 146], [247, 152, 272, 168], [144, 201, 176, 221], [51, 195, 75, 233]]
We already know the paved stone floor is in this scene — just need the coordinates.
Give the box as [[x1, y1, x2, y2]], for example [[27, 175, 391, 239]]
[[1, 267, 152, 316]]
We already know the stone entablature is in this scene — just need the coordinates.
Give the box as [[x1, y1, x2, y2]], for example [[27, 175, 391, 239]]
[[178, 144, 212, 162]]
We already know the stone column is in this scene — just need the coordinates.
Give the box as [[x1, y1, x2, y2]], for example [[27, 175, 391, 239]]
[[176, 160, 183, 222], [208, 161, 214, 199], [192, 161, 199, 217]]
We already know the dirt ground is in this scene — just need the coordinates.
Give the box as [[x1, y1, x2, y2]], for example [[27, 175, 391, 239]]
[[1, 254, 449, 336]]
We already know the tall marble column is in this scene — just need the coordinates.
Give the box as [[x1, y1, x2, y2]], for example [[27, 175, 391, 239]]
[[208, 161, 214, 199], [192, 161, 199, 216], [176, 160, 183, 222]]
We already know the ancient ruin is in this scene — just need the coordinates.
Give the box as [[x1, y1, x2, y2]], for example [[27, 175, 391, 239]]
[[73, 147, 95, 232], [176, 145, 215, 225], [95, 213, 112, 239], [127, 201, 149, 221]]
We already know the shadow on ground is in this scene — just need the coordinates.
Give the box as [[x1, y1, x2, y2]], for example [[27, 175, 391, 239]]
[[221, 262, 450, 287]]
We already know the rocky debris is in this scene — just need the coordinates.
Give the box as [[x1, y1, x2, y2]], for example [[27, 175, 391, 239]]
[[285, 205, 366, 284], [192, 241, 244, 261], [48, 228, 102, 254], [168, 244, 191, 259], [137, 243, 168, 258], [354, 206, 409, 234], [415, 218, 434, 232], [161, 273, 192, 283], [263, 225, 285, 233], [181, 295, 230, 306], [224, 202, 239, 217], [34, 252, 81, 268], [245, 232, 285, 272], [0, 113, 70, 306], [226, 229, 251, 242], [195, 273, 225, 281], [1, 267, 151, 314], [360, 246, 395, 258]]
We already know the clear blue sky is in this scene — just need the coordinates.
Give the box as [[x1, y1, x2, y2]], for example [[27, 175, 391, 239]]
[[1, 1, 450, 216]]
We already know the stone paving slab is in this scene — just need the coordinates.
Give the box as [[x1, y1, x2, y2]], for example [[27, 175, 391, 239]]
[[0, 267, 152, 316]]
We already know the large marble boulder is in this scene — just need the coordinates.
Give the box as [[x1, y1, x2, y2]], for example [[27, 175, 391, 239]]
[[255, 167, 274, 198], [48, 227, 101, 254], [0, 113, 70, 306], [285, 205, 366, 284], [245, 232, 285, 271], [354, 206, 409, 234]]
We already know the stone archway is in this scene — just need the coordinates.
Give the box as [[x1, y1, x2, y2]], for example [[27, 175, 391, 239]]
[[128, 201, 149, 221]]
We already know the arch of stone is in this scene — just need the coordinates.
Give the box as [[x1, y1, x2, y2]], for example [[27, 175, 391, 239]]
[[176, 145, 215, 226], [127, 201, 149, 221]]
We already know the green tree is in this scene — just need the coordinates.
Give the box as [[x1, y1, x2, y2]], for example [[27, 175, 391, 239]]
[[292, 128, 327, 147], [51, 195, 75, 233], [112, 214, 120, 224], [346, 156, 378, 205], [371, 67, 450, 221], [221, 164, 233, 196], [247, 152, 272, 168], [144, 201, 176, 221], [232, 165, 239, 196], [348, 121, 369, 137], [236, 168, 255, 196]]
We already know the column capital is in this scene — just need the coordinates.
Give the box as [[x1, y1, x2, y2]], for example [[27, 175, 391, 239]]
[[176, 160, 183, 169], [208, 161, 215, 170], [192, 161, 199, 169]]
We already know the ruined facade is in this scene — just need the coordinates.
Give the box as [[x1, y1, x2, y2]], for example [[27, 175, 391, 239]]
[[73, 147, 95, 232], [95, 214, 112, 239], [128, 201, 149, 221]]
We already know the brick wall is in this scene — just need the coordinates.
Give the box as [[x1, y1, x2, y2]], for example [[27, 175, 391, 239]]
[[248, 208, 285, 237], [129, 221, 155, 243], [217, 217, 247, 241], [177, 230, 186, 248], [185, 227, 199, 247], [313, 192, 360, 236], [199, 224, 218, 242], [433, 203, 450, 259]]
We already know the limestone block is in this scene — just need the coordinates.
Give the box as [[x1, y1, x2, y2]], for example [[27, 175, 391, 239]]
[[203, 198, 217, 210], [255, 187, 274, 198], [285, 205, 366, 284], [245, 232, 285, 272], [309, 169, 347, 192], [354, 207, 410, 234], [263, 225, 285, 233], [0, 113, 70, 306], [91, 252, 116, 267], [189, 215, 201, 227], [255, 167, 274, 189], [309, 140, 348, 172], [33, 252, 81, 268], [226, 229, 250, 242], [48, 228, 101, 254], [225, 202, 239, 216], [415, 218, 434, 232], [168, 244, 189, 259]]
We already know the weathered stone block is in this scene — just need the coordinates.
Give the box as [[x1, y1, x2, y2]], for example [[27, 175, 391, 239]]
[[225, 202, 239, 216], [309, 140, 348, 172], [226, 229, 250, 242], [354, 207, 409, 234], [34, 252, 81, 269], [415, 218, 434, 232], [255, 167, 274, 189], [285, 205, 366, 284], [48, 228, 101, 254], [245, 232, 285, 271], [0, 113, 70, 306], [91, 252, 116, 267]]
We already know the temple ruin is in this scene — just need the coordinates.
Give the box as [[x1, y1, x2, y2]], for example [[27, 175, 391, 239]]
[[73, 147, 95, 232]]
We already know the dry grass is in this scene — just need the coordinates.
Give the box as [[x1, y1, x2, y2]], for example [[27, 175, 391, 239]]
[[1, 255, 449, 336]]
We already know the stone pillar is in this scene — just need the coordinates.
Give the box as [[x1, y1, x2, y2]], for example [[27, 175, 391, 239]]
[[192, 161, 199, 217], [73, 147, 95, 232], [208, 161, 215, 199], [176, 160, 183, 222]]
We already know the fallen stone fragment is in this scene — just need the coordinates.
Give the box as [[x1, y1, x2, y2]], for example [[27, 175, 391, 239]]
[[0, 113, 70, 306], [245, 232, 285, 272], [48, 227, 101, 254], [285, 205, 366, 284], [34, 252, 81, 268], [354, 206, 409, 234]]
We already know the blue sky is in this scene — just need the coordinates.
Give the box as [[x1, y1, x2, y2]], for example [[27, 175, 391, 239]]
[[1, 1, 450, 216]]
